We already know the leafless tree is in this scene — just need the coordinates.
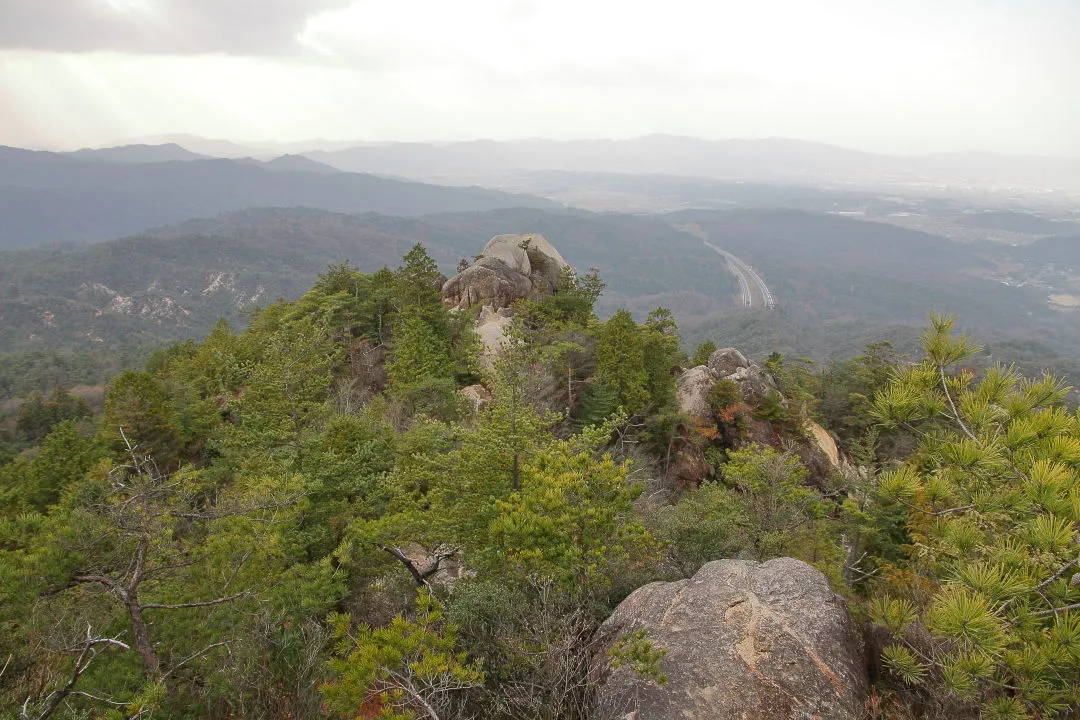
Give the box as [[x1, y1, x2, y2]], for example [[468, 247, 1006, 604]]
[[28, 431, 300, 715], [20, 625, 131, 720]]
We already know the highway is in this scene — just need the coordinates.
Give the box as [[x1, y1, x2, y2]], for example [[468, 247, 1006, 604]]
[[672, 223, 775, 309], [702, 239, 776, 309]]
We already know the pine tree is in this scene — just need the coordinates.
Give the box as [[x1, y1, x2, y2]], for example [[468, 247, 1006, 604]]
[[322, 589, 483, 720], [595, 309, 650, 415], [691, 339, 718, 367], [98, 370, 182, 467], [869, 314, 1080, 717], [386, 307, 455, 393], [641, 308, 683, 412]]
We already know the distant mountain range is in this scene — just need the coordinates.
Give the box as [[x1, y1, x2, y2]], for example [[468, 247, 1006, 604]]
[[66, 143, 210, 164], [304, 137, 1080, 192], [83, 135, 1080, 192], [0, 146, 553, 249]]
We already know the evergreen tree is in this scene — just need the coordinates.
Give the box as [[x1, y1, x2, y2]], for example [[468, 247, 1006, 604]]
[[487, 430, 660, 602], [224, 314, 338, 456], [395, 243, 444, 313], [595, 309, 650, 415], [322, 589, 483, 720], [386, 307, 455, 393], [15, 386, 91, 443], [641, 308, 683, 412], [0, 420, 101, 512], [869, 314, 1080, 717], [691, 339, 718, 367], [98, 370, 182, 467]]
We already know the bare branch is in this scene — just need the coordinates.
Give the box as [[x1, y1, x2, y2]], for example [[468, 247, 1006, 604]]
[[67, 691, 127, 707], [141, 589, 251, 611], [167, 495, 301, 520], [71, 574, 129, 602], [379, 545, 460, 588], [25, 625, 130, 720], [1030, 601, 1080, 618], [162, 641, 231, 680]]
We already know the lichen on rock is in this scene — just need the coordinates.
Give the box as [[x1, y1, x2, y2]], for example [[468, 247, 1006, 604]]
[[595, 558, 868, 720]]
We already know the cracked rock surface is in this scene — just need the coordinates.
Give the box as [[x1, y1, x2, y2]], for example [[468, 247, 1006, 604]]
[[595, 558, 867, 720]]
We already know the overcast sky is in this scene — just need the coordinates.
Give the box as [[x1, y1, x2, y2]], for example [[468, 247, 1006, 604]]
[[0, 0, 1076, 155]]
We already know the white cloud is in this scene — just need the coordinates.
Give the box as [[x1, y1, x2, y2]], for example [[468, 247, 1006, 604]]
[[0, 0, 1076, 154]]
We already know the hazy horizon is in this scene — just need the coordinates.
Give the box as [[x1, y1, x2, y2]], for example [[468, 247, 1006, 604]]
[[6, 132, 1077, 161], [2, 1, 1078, 157]]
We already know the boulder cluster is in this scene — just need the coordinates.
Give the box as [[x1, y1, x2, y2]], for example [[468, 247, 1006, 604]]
[[676, 347, 776, 420], [441, 233, 568, 372], [674, 347, 841, 484], [439, 237, 865, 720], [441, 233, 568, 311]]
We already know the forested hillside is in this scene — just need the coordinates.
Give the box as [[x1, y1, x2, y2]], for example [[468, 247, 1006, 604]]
[[8, 204, 1080, 412], [0, 147, 553, 249], [0, 207, 732, 358], [2, 243, 1077, 719]]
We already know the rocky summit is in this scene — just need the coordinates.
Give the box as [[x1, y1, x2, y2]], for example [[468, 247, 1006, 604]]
[[441, 233, 568, 311]]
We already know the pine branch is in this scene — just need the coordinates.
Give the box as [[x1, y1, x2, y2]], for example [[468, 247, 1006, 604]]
[[140, 589, 251, 611], [162, 641, 231, 680], [1030, 602, 1080, 618], [938, 364, 978, 443]]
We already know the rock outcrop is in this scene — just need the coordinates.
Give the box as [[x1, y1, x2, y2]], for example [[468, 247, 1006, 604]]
[[441, 256, 534, 311], [481, 235, 533, 275], [458, 383, 493, 411], [474, 306, 514, 370], [442, 233, 569, 311], [675, 365, 721, 420], [707, 347, 750, 377], [808, 422, 840, 467], [676, 347, 776, 421], [674, 348, 838, 486], [596, 558, 868, 720]]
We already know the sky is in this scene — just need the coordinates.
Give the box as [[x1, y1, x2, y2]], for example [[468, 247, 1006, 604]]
[[0, 0, 1077, 155]]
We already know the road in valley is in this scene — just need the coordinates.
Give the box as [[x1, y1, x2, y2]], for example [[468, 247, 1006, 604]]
[[675, 223, 775, 309]]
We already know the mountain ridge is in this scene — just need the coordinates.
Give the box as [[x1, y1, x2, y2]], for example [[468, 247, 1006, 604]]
[[0, 148, 555, 249]]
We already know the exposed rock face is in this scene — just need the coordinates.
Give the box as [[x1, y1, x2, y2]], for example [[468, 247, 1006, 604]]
[[474, 306, 514, 370], [725, 363, 777, 403], [670, 442, 711, 491], [458, 383, 493, 412], [596, 558, 868, 720], [808, 422, 840, 467], [441, 257, 533, 311], [707, 347, 750, 377], [676, 349, 778, 421], [443, 233, 569, 311], [481, 235, 532, 275], [675, 365, 720, 420]]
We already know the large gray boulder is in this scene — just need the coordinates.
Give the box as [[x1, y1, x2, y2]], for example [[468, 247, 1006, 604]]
[[441, 257, 533, 311], [442, 233, 569, 311], [726, 363, 777, 403], [675, 365, 720, 420], [474, 305, 515, 369], [481, 235, 532, 275], [707, 347, 751, 377], [676, 349, 778, 420], [596, 558, 868, 720]]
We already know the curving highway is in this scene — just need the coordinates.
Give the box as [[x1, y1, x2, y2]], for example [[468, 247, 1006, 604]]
[[673, 223, 775, 309], [704, 240, 775, 309]]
